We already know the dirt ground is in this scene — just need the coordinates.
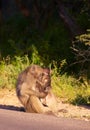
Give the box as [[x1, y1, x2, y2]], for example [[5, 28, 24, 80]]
[[0, 89, 90, 121]]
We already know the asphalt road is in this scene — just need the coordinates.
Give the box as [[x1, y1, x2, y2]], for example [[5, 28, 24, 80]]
[[0, 109, 90, 130]]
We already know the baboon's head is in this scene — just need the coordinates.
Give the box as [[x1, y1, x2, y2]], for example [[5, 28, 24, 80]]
[[30, 65, 51, 93]]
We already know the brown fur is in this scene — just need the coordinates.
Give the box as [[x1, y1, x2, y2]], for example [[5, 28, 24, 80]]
[[16, 65, 59, 115]]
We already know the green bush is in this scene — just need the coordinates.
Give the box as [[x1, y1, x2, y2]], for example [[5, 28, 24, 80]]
[[0, 16, 71, 69], [71, 30, 90, 83], [52, 72, 90, 105], [0, 55, 30, 89]]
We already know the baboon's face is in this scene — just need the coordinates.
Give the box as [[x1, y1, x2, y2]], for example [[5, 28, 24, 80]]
[[37, 68, 51, 93], [30, 65, 51, 93]]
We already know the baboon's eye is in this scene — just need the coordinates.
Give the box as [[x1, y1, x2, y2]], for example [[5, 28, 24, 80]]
[[40, 73, 44, 77], [38, 73, 44, 81]]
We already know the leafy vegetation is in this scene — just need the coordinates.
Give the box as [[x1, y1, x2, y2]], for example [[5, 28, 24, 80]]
[[0, 55, 90, 105], [71, 30, 90, 83]]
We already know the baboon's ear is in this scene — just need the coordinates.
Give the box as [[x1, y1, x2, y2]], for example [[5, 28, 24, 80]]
[[30, 65, 36, 74]]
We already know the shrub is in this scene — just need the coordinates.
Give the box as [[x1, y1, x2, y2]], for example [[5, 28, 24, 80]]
[[71, 30, 90, 83], [0, 55, 30, 89]]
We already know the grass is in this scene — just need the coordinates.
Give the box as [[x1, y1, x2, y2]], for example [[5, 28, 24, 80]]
[[0, 55, 90, 105], [0, 55, 30, 89], [52, 74, 90, 105]]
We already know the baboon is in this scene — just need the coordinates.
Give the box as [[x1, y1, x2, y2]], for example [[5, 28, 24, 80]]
[[16, 64, 59, 115]]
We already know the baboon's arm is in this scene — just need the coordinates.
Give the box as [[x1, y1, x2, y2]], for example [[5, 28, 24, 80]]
[[29, 95, 53, 114], [20, 83, 47, 98]]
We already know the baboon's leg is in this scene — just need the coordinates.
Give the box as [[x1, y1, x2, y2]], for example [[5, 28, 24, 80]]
[[41, 90, 58, 113], [41, 91, 61, 117], [19, 95, 35, 113], [29, 95, 53, 114]]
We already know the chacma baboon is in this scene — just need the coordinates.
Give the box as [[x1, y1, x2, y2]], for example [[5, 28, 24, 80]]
[[16, 64, 59, 115]]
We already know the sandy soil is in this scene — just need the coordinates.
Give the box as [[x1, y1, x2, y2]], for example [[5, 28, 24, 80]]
[[0, 89, 90, 121]]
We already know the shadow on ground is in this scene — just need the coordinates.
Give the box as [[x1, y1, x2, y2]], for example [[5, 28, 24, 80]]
[[80, 105, 90, 110], [0, 104, 25, 112]]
